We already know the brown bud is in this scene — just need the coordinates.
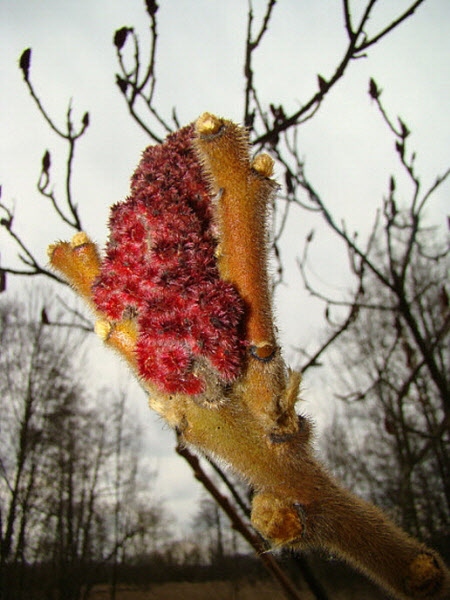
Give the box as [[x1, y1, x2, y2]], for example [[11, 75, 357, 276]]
[[19, 48, 31, 80], [42, 150, 51, 173], [114, 27, 131, 50], [369, 78, 380, 100]]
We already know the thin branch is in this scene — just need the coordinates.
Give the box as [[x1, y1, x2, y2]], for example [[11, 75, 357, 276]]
[[253, 0, 277, 48], [359, 0, 426, 51], [19, 50, 87, 231], [244, 0, 277, 127], [114, 6, 169, 143], [0, 202, 67, 285], [37, 150, 81, 231], [243, 2, 254, 127], [418, 168, 450, 215], [54, 295, 95, 328], [204, 455, 251, 518], [296, 234, 395, 312], [299, 302, 358, 373], [43, 320, 93, 333], [21, 65, 67, 138], [253, 0, 423, 146], [65, 104, 83, 231], [342, 0, 353, 39], [412, 413, 449, 467]]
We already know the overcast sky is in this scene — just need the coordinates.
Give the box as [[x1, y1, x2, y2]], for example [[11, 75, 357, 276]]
[[1, 0, 449, 529]]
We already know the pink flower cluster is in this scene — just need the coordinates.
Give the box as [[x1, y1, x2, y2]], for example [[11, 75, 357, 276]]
[[92, 125, 246, 395]]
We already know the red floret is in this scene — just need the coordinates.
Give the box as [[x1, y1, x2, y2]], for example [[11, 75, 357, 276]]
[[92, 125, 246, 395]]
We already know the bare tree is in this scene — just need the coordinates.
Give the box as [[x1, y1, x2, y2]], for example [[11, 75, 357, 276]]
[[298, 80, 448, 546], [192, 497, 226, 563], [0, 292, 87, 598], [320, 214, 449, 552], [0, 294, 167, 600]]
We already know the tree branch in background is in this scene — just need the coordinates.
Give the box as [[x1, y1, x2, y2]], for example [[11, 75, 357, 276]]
[[292, 85, 449, 407], [243, 0, 277, 128], [113, 1, 177, 142], [0, 188, 67, 286], [203, 455, 252, 519], [1, 48, 89, 288], [358, 0, 426, 51], [19, 48, 87, 231], [297, 84, 449, 560], [252, 0, 426, 147]]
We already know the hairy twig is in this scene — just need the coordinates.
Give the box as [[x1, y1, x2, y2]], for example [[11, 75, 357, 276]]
[[176, 443, 308, 600]]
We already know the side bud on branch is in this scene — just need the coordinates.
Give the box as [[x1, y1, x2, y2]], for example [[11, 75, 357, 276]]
[[48, 114, 449, 600]]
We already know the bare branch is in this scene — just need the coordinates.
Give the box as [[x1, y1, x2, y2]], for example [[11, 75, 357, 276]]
[[19, 49, 87, 231], [244, 0, 277, 127], [114, 6, 170, 143], [0, 200, 67, 285], [342, 0, 353, 39], [359, 0, 426, 51], [418, 167, 450, 215], [299, 303, 359, 373], [253, 0, 424, 146], [295, 169, 394, 291]]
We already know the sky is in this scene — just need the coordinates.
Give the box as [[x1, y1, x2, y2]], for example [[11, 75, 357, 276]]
[[1, 0, 449, 529]]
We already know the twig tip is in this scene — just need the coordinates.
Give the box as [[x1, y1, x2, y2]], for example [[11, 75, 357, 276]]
[[196, 112, 222, 136], [252, 153, 274, 178], [70, 231, 89, 249], [94, 319, 112, 341]]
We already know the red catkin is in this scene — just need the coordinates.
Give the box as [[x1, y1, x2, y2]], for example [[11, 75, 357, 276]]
[[92, 125, 246, 395]]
